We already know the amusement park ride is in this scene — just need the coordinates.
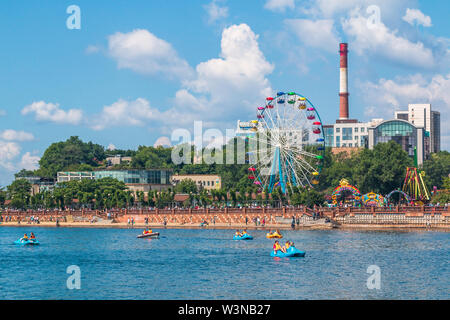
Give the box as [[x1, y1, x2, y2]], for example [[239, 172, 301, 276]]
[[246, 91, 325, 194], [402, 167, 431, 205], [243, 91, 431, 207]]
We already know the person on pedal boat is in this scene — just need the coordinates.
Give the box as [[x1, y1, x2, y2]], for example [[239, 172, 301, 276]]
[[29, 232, 36, 241], [273, 240, 286, 253]]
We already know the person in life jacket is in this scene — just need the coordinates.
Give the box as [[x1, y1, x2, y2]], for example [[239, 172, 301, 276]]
[[235, 230, 241, 236], [22, 234, 28, 241], [273, 240, 286, 253], [30, 232, 36, 240]]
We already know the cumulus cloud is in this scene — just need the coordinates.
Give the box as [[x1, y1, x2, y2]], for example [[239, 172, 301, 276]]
[[402, 8, 432, 27], [264, 0, 295, 12], [107, 143, 116, 151], [108, 29, 194, 80], [302, 0, 413, 21], [175, 23, 274, 128], [18, 152, 40, 171], [91, 98, 161, 131], [204, 0, 228, 24], [284, 19, 340, 52], [0, 130, 34, 142], [361, 73, 450, 115], [21, 101, 83, 125], [153, 136, 172, 148], [342, 8, 435, 69], [0, 141, 21, 171]]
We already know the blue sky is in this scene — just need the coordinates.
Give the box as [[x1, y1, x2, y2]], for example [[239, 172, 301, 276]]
[[0, 0, 449, 186]]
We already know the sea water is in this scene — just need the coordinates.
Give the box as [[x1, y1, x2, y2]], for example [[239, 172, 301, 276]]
[[0, 227, 448, 299]]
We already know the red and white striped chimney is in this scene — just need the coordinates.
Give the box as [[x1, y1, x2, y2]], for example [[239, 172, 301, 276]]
[[339, 43, 349, 119]]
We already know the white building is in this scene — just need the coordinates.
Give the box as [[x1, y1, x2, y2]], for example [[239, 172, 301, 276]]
[[324, 119, 383, 148], [394, 104, 440, 155]]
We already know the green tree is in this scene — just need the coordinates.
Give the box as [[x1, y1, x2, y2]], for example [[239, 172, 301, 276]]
[[174, 179, 198, 194], [0, 189, 6, 207], [7, 179, 31, 208], [353, 141, 413, 194], [37, 136, 105, 177], [423, 151, 450, 189]]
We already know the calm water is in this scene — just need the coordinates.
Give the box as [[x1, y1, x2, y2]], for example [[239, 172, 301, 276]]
[[0, 226, 448, 300]]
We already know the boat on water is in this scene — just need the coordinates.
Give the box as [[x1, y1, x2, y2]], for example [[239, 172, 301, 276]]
[[137, 232, 160, 239], [233, 233, 253, 240], [14, 239, 40, 245], [266, 232, 283, 239], [270, 246, 305, 257]]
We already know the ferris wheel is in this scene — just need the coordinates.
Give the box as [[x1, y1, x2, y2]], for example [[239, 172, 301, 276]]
[[246, 91, 325, 194]]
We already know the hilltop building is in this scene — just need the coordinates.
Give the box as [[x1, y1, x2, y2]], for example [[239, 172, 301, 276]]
[[15, 176, 55, 195], [105, 155, 132, 167], [171, 174, 221, 191]]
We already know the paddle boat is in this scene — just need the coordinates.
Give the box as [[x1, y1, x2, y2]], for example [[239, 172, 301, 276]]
[[137, 232, 160, 239], [266, 231, 283, 239], [270, 246, 305, 257], [233, 233, 253, 240], [14, 238, 40, 245]]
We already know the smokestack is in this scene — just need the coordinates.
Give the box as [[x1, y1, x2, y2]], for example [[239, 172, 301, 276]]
[[339, 43, 349, 119]]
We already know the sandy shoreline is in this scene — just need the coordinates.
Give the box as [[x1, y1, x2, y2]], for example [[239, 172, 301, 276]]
[[1, 221, 449, 231]]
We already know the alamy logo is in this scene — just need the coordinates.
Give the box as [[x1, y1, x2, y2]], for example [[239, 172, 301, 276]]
[[66, 5, 81, 30], [366, 265, 381, 290], [66, 265, 81, 289], [366, 5, 381, 29]]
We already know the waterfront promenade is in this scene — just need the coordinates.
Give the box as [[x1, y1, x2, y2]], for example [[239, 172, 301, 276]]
[[1, 206, 449, 230]]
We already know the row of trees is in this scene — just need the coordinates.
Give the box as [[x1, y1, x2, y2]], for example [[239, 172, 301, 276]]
[[4, 136, 449, 210]]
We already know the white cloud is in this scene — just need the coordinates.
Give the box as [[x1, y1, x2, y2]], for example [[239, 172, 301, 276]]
[[302, 0, 413, 21], [108, 29, 193, 80], [204, 0, 228, 24], [342, 8, 435, 69], [0, 141, 21, 171], [153, 136, 172, 148], [91, 98, 161, 131], [361, 73, 450, 114], [284, 19, 340, 52], [21, 101, 83, 125], [402, 8, 432, 27], [18, 152, 40, 171], [107, 143, 116, 151], [264, 0, 295, 12], [0, 130, 34, 142], [175, 23, 274, 128]]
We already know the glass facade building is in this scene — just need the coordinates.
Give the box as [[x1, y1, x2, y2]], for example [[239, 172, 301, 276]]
[[368, 120, 424, 165], [323, 126, 334, 147], [94, 170, 170, 185], [57, 170, 172, 185]]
